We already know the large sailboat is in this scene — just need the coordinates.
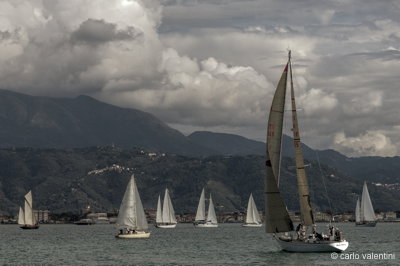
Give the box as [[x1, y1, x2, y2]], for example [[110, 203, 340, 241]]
[[115, 174, 150, 238], [355, 182, 377, 227], [155, 188, 177, 228], [194, 188, 218, 228], [243, 193, 262, 227], [264, 51, 348, 252], [18, 191, 39, 229]]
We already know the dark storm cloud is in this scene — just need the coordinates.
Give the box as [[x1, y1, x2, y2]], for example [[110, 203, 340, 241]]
[[71, 19, 142, 44], [0, 31, 12, 40]]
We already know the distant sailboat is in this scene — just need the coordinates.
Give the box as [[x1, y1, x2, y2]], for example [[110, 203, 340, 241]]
[[18, 191, 39, 229], [155, 188, 177, 228], [355, 182, 377, 227], [243, 193, 262, 227], [115, 174, 150, 238], [264, 51, 348, 252], [194, 188, 218, 227]]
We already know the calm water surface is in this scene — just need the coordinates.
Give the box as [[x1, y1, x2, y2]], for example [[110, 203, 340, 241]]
[[0, 223, 398, 265]]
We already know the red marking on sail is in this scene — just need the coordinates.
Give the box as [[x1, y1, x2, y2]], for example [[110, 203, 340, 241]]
[[284, 64, 288, 72]]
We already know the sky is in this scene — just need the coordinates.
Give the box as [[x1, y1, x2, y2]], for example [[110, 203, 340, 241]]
[[1, 0, 400, 157]]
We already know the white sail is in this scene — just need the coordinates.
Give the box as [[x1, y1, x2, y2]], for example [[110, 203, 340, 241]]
[[355, 197, 361, 223], [24, 191, 36, 226], [116, 174, 149, 231], [246, 194, 261, 224], [162, 188, 177, 224], [206, 194, 217, 224], [195, 188, 206, 221], [361, 182, 376, 222], [18, 206, 25, 225], [156, 195, 162, 224]]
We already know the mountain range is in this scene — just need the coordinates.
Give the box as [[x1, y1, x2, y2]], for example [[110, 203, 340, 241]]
[[0, 90, 398, 215], [0, 146, 398, 217], [0, 89, 212, 155]]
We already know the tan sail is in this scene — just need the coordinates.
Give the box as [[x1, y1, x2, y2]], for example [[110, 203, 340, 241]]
[[288, 55, 314, 226], [265, 61, 294, 233]]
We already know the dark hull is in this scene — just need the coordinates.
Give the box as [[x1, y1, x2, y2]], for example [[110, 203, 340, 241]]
[[356, 221, 377, 227], [20, 225, 39, 229]]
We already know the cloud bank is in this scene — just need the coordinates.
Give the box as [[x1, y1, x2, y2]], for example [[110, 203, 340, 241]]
[[1, 0, 400, 157]]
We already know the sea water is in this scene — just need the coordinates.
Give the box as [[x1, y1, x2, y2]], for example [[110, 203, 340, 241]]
[[0, 223, 398, 265]]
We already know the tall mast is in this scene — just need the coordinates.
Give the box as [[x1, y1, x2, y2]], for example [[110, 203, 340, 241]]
[[289, 51, 314, 226]]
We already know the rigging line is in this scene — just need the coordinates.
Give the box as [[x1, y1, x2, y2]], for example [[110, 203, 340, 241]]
[[315, 150, 334, 223]]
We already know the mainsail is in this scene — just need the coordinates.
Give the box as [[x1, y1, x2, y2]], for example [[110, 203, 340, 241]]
[[18, 206, 25, 225], [246, 193, 262, 224], [116, 174, 149, 231], [355, 197, 361, 223], [360, 182, 376, 222], [289, 55, 314, 226], [156, 195, 162, 224], [23, 191, 36, 226], [195, 188, 206, 221], [162, 188, 177, 224], [206, 194, 217, 224], [265, 60, 294, 233]]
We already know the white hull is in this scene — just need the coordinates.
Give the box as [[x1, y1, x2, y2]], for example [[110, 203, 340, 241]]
[[155, 223, 177, 228], [276, 237, 349, 253], [194, 222, 218, 228], [356, 221, 377, 227], [242, 223, 262, 227], [116, 232, 150, 239]]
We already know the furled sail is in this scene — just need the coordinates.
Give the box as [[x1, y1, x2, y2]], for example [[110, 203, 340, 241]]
[[156, 195, 162, 224], [246, 193, 262, 224], [355, 197, 361, 223], [289, 57, 314, 226], [265, 61, 294, 233], [116, 174, 149, 231], [206, 194, 217, 224], [195, 188, 206, 221], [162, 188, 177, 224], [361, 182, 376, 222]]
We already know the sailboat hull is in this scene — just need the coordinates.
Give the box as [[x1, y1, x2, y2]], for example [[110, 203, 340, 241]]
[[194, 222, 218, 228], [20, 225, 39, 230], [242, 223, 262, 227], [276, 237, 349, 253], [356, 221, 377, 227], [115, 232, 150, 239], [155, 223, 177, 228]]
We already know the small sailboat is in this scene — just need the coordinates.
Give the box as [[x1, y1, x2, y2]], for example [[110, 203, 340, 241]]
[[115, 174, 150, 238], [18, 191, 39, 229], [194, 188, 218, 227], [355, 182, 377, 227], [243, 193, 262, 227], [264, 51, 348, 252], [155, 188, 177, 228]]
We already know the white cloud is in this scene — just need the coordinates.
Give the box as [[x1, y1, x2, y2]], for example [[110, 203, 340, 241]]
[[104, 48, 273, 127], [342, 91, 383, 115], [334, 131, 397, 157], [298, 88, 338, 115]]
